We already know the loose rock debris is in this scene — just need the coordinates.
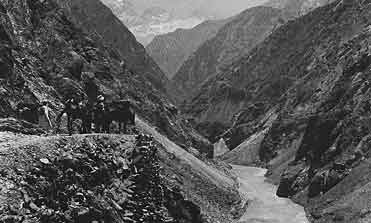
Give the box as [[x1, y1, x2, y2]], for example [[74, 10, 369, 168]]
[[0, 134, 203, 223]]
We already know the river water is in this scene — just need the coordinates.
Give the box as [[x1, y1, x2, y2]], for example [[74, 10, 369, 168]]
[[233, 165, 309, 223]]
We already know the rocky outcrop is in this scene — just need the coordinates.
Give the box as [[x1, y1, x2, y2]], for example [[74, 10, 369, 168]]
[[221, 127, 270, 165], [146, 19, 228, 79], [0, 118, 45, 135]]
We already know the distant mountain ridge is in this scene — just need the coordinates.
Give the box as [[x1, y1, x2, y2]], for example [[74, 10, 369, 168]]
[[101, 0, 268, 45], [146, 19, 229, 79]]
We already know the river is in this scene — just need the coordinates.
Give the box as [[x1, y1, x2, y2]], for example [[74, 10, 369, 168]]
[[233, 165, 309, 223]]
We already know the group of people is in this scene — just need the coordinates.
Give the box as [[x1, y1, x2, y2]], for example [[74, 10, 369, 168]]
[[17, 94, 136, 135], [15, 53, 136, 135], [57, 94, 136, 135]]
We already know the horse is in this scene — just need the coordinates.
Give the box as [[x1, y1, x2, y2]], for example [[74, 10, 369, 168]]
[[105, 100, 135, 133]]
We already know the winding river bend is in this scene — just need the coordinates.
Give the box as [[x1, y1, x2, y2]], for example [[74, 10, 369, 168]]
[[233, 165, 309, 223]]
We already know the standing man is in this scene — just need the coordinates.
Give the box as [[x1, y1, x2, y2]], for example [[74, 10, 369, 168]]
[[38, 101, 53, 133]]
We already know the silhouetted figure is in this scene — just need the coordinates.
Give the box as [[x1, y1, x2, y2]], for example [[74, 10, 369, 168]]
[[83, 73, 99, 104], [93, 95, 109, 133]]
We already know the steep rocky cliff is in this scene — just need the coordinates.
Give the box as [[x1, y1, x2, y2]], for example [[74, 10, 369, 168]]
[[55, 0, 169, 92], [205, 0, 371, 222], [0, 0, 211, 156], [146, 19, 228, 79]]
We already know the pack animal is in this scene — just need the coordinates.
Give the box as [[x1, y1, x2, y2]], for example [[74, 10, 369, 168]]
[[106, 100, 135, 133]]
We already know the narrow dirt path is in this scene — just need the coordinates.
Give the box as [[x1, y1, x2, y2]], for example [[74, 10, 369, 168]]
[[233, 165, 309, 223]]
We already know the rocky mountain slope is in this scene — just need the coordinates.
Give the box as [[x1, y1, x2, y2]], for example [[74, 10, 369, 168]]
[[204, 1, 371, 222], [0, 0, 213, 157], [146, 19, 228, 79], [186, 0, 368, 147], [169, 6, 290, 140], [57, 0, 169, 92]]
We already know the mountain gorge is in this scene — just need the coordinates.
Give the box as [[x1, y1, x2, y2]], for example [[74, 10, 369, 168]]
[[3, 0, 371, 222]]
